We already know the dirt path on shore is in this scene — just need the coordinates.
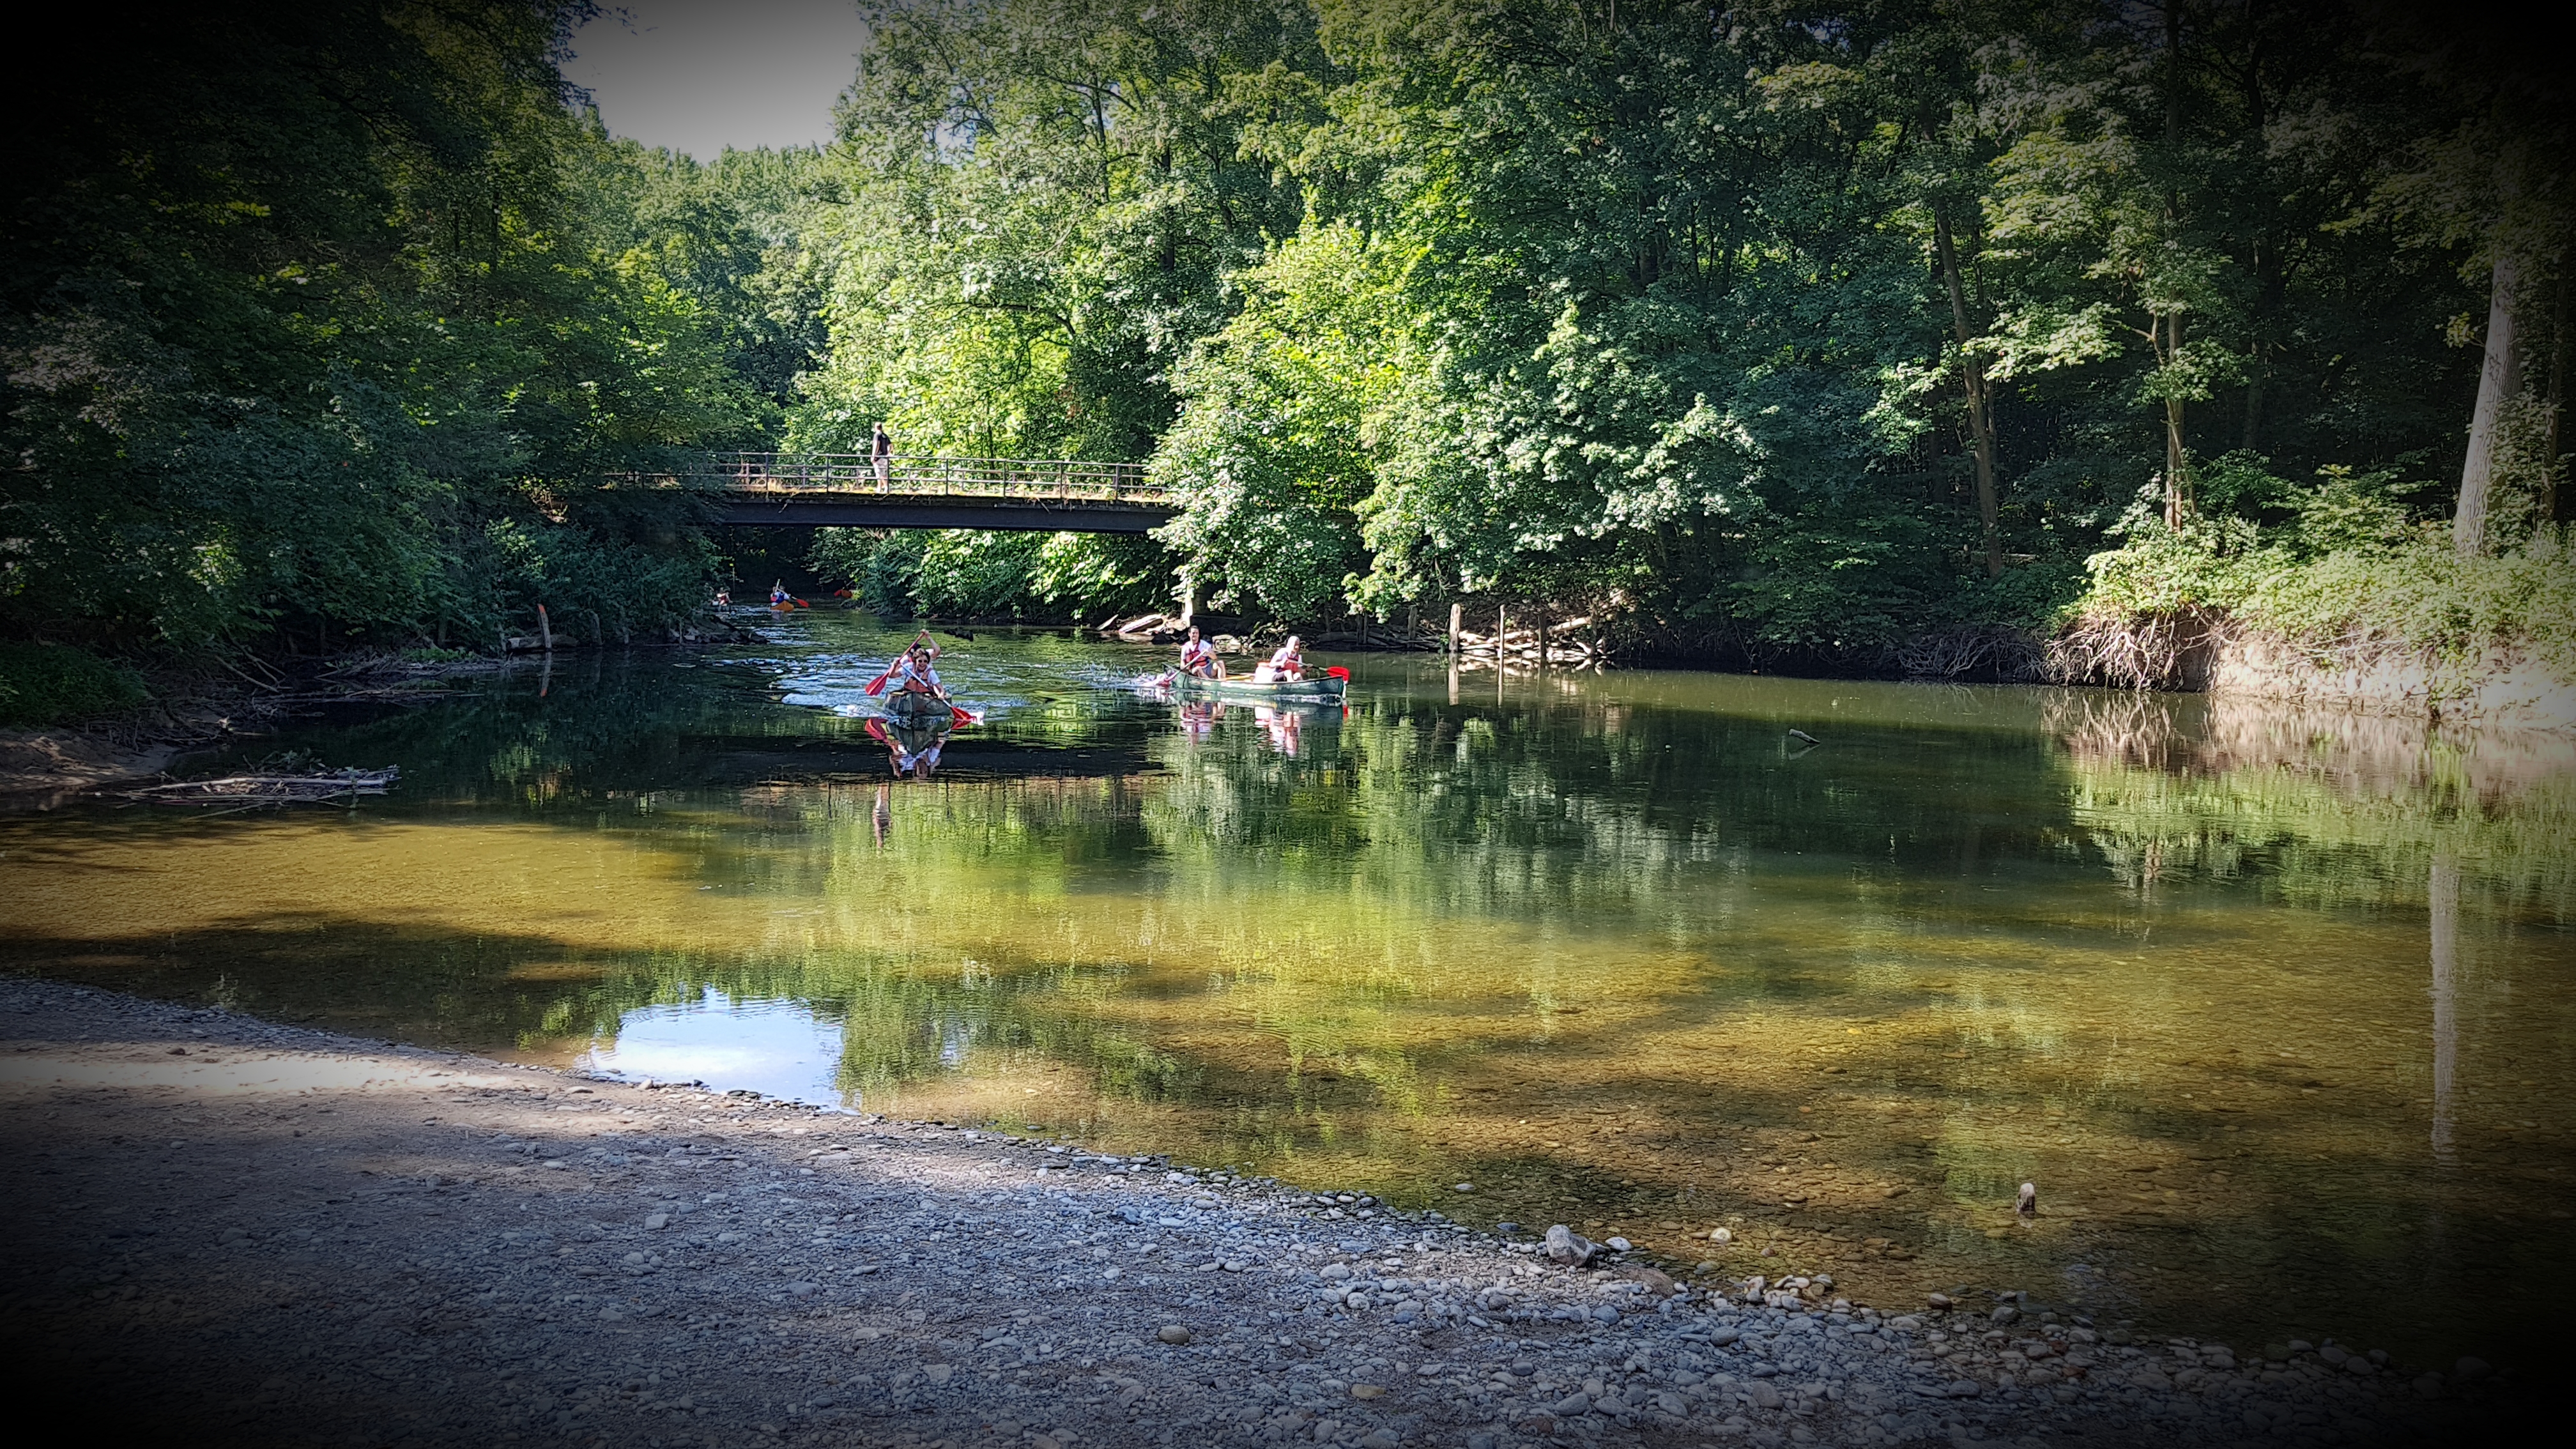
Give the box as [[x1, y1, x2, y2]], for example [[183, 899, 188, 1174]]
[[0, 979, 2513, 1448]]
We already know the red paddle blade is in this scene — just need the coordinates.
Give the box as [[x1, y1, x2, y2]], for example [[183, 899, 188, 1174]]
[[1323, 666, 1351, 680], [949, 705, 983, 727]]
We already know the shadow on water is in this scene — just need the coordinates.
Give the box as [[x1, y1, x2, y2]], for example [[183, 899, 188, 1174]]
[[3, 610, 2570, 1368]]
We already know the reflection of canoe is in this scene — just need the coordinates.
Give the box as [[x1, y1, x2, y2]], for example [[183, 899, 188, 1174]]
[[1171, 671, 1347, 704], [884, 691, 955, 724]]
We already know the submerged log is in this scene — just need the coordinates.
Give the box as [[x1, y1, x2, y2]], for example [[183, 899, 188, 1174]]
[[122, 767, 400, 806]]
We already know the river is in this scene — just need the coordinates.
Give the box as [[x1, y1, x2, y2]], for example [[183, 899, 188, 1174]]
[[3, 611, 2569, 1368]]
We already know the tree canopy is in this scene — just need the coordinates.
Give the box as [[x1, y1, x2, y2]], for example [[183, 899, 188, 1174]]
[[5, 1, 2566, 687]]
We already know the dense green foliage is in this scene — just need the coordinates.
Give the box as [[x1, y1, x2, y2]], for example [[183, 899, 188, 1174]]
[[10, 1, 2568, 683], [1, 1, 802, 664], [777, 0, 2566, 671], [0, 641, 150, 727]]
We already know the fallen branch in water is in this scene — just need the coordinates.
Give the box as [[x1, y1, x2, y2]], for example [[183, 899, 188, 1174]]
[[120, 767, 400, 806]]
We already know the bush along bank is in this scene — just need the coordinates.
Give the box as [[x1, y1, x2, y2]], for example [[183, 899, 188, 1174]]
[[2048, 479, 2575, 727]]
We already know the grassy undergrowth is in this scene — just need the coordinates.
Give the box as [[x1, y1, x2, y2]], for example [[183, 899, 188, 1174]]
[[0, 643, 151, 728]]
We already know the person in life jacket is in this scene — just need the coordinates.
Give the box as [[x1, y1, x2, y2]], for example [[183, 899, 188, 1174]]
[[769, 581, 793, 607], [1253, 635, 1305, 684], [1177, 625, 1223, 680], [889, 631, 947, 700]]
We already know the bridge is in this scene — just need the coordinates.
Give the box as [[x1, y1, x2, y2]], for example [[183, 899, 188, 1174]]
[[611, 452, 1174, 532]]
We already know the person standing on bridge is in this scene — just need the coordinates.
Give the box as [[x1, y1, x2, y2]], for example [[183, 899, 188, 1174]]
[[872, 422, 893, 493]]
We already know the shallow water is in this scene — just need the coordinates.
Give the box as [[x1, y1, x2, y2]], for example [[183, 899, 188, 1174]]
[[4, 612, 2570, 1365]]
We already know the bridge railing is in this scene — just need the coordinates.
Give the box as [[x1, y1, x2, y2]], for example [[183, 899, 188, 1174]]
[[610, 452, 1165, 504]]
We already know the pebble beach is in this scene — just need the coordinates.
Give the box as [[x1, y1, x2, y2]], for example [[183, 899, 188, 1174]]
[[0, 977, 2527, 1448]]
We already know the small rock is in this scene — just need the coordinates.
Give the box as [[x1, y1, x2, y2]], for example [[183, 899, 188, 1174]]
[[1991, 1305, 2019, 1326], [922, 1365, 953, 1385], [1544, 1224, 1600, 1266], [1926, 1293, 1951, 1310], [1319, 1262, 1352, 1281], [1709, 1227, 1732, 1244], [1606, 1236, 1632, 1252], [1359, 1434, 1399, 1449], [1591, 1305, 1620, 1324], [1549, 1392, 1592, 1416], [644, 1213, 669, 1230], [1945, 1380, 1982, 1399], [1748, 1383, 1784, 1410], [1453, 1183, 1475, 1192], [1349, 1384, 1385, 1400], [2016, 1181, 2037, 1217], [2413, 1372, 2446, 1399], [784, 1281, 819, 1298], [1495, 1222, 1521, 1235], [1156, 1324, 1192, 1345], [2455, 1356, 2492, 1383]]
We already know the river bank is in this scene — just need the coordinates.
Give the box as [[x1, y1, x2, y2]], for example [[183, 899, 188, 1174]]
[[0, 977, 2524, 1448]]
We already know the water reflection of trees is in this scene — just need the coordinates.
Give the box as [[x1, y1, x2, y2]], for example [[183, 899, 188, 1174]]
[[2047, 691, 2576, 912]]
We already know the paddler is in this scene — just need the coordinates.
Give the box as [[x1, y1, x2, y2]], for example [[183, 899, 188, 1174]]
[[888, 631, 949, 702], [1253, 634, 1306, 684], [1177, 625, 1223, 680]]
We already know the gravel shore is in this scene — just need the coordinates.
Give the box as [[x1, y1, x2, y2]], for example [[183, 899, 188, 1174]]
[[0, 977, 2520, 1447]]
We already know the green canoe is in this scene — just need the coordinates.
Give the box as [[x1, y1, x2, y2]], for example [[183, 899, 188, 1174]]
[[1170, 670, 1347, 705], [884, 691, 956, 724]]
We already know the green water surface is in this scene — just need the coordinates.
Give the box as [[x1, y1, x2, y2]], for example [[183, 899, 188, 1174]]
[[3, 611, 2569, 1368]]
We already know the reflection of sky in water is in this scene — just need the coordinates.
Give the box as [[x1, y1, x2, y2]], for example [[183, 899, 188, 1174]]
[[581, 987, 848, 1106]]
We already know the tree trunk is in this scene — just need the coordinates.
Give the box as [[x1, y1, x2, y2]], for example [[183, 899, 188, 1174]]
[[2162, 312, 2191, 528], [2457, 252, 2523, 556], [1933, 208, 2004, 577], [2547, 260, 2568, 528]]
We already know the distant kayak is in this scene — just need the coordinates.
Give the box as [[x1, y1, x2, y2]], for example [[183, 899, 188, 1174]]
[[1169, 670, 1347, 704]]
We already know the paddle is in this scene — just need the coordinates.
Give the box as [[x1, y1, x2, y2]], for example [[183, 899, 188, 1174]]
[[863, 663, 897, 696], [948, 703, 983, 726], [1321, 666, 1351, 681]]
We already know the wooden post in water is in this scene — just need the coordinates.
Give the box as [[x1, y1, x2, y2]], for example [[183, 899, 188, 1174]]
[[1448, 602, 1462, 656], [1537, 610, 1549, 668], [537, 603, 553, 654], [1497, 603, 1508, 664]]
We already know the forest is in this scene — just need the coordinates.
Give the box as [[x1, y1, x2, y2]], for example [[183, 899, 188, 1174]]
[[3, 0, 2570, 722]]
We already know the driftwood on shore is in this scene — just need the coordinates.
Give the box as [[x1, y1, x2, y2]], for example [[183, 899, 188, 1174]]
[[120, 766, 400, 806]]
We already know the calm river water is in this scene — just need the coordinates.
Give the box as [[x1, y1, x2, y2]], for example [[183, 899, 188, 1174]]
[[4, 612, 2570, 1366]]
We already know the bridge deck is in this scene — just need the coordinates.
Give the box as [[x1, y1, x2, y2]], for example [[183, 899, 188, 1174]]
[[608, 452, 1174, 532]]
